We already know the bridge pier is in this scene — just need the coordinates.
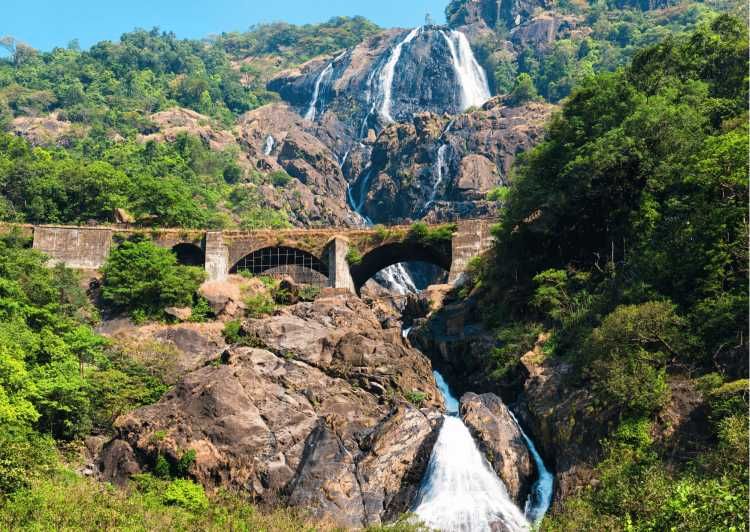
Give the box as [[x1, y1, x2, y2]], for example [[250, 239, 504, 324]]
[[447, 219, 494, 284], [325, 236, 355, 293], [204, 231, 229, 281]]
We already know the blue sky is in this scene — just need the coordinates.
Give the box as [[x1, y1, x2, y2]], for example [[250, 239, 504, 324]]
[[2, 0, 448, 52]]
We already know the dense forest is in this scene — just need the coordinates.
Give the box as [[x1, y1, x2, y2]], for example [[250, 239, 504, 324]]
[[466, 14, 748, 530]]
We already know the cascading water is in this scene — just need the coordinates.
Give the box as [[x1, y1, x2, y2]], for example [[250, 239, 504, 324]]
[[508, 411, 554, 524], [424, 143, 449, 211], [440, 30, 491, 110], [346, 25, 493, 294], [304, 62, 334, 122], [263, 135, 275, 156], [378, 27, 422, 124], [412, 371, 530, 532]]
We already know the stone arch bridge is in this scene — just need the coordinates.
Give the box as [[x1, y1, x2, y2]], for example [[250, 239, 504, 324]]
[[9, 220, 493, 293]]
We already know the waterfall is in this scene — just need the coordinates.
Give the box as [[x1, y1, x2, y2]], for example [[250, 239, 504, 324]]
[[263, 135, 275, 156], [507, 410, 554, 524], [378, 27, 422, 124], [304, 62, 334, 122], [413, 371, 530, 532], [440, 30, 491, 111], [424, 143, 449, 211]]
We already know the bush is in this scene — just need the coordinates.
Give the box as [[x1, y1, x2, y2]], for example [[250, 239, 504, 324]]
[[346, 247, 363, 265], [101, 238, 206, 318], [407, 222, 456, 244], [188, 297, 213, 323], [405, 390, 427, 407], [508, 73, 540, 105], [0, 430, 57, 494], [175, 449, 196, 478], [269, 170, 292, 187], [244, 293, 275, 318], [222, 320, 243, 344], [162, 479, 209, 513]]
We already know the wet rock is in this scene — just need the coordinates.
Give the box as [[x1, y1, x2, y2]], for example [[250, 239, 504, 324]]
[[460, 392, 534, 506], [358, 99, 554, 223]]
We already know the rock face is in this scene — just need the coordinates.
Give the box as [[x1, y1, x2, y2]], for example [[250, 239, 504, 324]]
[[269, 27, 480, 136], [355, 98, 553, 223], [446, 0, 550, 33], [235, 102, 360, 227], [460, 392, 534, 507], [100, 291, 444, 527]]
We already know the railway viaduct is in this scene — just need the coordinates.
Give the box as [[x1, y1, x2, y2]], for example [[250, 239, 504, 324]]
[[4, 219, 494, 293]]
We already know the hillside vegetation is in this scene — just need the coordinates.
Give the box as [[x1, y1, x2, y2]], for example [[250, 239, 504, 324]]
[[467, 15, 748, 530]]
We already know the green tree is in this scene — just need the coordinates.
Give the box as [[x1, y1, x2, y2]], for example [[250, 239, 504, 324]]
[[101, 238, 205, 318], [508, 73, 540, 105]]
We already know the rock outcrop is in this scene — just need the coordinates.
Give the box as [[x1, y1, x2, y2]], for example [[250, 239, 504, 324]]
[[11, 113, 82, 146], [460, 392, 534, 506], [354, 98, 554, 223], [235, 102, 359, 227], [99, 291, 444, 527], [139, 107, 237, 151]]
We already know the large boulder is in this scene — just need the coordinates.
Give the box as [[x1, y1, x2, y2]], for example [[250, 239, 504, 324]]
[[100, 291, 444, 528], [460, 392, 535, 506]]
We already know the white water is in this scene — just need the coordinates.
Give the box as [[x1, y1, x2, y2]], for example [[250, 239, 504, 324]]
[[508, 411, 554, 524], [440, 30, 491, 111], [413, 371, 529, 532], [263, 135, 275, 156], [304, 62, 334, 121], [378, 27, 422, 124], [425, 143, 449, 211]]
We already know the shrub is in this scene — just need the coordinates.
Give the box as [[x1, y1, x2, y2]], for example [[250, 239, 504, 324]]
[[405, 390, 427, 407], [244, 293, 275, 318], [162, 479, 209, 513], [154, 455, 171, 479], [188, 297, 213, 323], [269, 170, 292, 187], [222, 320, 243, 344], [346, 247, 363, 265], [176, 449, 196, 478], [0, 430, 57, 494], [298, 285, 320, 301], [407, 222, 456, 244], [101, 238, 205, 318]]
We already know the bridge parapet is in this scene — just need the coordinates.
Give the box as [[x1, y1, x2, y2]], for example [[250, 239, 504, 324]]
[[6, 220, 494, 292]]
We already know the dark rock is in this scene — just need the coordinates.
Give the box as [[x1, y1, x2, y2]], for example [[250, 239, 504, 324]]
[[460, 392, 534, 506]]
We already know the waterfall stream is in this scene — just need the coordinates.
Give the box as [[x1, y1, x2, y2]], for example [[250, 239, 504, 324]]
[[424, 143, 449, 212], [508, 410, 554, 524], [440, 30, 491, 110], [263, 135, 275, 156], [344, 26, 492, 294], [412, 371, 530, 532], [304, 62, 334, 122], [378, 27, 422, 124]]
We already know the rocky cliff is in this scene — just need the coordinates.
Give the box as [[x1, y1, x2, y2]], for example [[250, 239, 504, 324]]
[[99, 291, 444, 527], [356, 97, 553, 223]]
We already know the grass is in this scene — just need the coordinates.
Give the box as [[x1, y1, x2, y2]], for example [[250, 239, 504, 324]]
[[0, 470, 430, 532]]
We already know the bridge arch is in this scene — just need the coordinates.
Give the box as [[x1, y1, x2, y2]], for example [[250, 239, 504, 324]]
[[230, 246, 329, 285], [171, 243, 205, 267], [349, 241, 452, 293]]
